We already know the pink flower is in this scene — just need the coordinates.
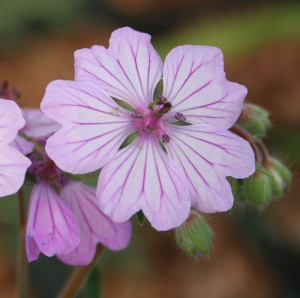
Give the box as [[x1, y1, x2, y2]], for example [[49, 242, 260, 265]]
[[57, 181, 132, 265], [25, 109, 132, 264], [41, 27, 255, 231], [0, 99, 31, 197]]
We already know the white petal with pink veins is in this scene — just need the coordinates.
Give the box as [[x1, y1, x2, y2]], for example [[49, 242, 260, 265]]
[[97, 135, 190, 231], [21, 108, 61, 138], [163, 46, 247, 128], [0, 99, 25, 143], [10, 135, 34, 155], [75, 27, 163, 108], [165, 124, 255, 213], [41, 80, 133, 174], [26, 182, 80, 261], [0, 144, 31, 196]]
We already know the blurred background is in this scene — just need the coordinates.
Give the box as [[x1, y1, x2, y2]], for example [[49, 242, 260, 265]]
[[0, 0, 300, 297]]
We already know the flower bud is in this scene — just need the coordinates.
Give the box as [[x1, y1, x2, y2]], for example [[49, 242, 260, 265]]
[[175, 210, 214, 259], [265, 158, 292, 197], [237, 103, 271, 139], [227, 177, 244, 202], [243, 169, 272, 207]]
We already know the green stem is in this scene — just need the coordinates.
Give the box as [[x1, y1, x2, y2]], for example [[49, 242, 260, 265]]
[[15, 188, 27, 298], [58, 244, 105, 298]]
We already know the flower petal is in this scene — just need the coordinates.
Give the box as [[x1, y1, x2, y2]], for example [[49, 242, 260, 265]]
[[41, 80, 133, 174], [21, 108, 61, 138], [163, 46, 247, 128], [97, 135, 191, 231], [0, 144, 31, 197], [0, 99, 25, 143], [58, 181, 132, 265], [75, 27, 163, 108], [10, 135, 34, 155], [165, 124, 255, 213], [26, 182, 80, 261]]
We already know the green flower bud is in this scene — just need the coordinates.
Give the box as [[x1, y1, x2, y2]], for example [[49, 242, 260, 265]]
[[237, 103, 272, 139], [175, 210, 214, 260], [227, 177, 244, 202], [265, 158, 292, 198], [243, 169, 272, 207]]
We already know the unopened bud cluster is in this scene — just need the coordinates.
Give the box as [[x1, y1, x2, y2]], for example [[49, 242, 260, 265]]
[[232, 103, 291, 208], [176, 102, 292, 260]]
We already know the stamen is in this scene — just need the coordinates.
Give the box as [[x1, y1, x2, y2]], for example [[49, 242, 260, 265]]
[[162, 134, 170, 143], [175, 113, 186, 122], [131, 112, 143, 119], [142, 126, 152, 134], [157, 95, 167, 105], [159, 102, 172, 115]]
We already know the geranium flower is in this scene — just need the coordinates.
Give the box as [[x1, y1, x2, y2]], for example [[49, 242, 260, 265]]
[[41, 27, 255, 231], [0, 99, 31, 197], [24, 109, 132, 264]]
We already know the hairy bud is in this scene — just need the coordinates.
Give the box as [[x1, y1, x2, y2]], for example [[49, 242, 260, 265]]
[[175, 210, 214, 260], [238, 103, 271, 139]]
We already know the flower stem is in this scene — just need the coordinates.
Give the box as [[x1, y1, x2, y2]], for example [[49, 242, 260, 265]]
[[15, 188, 28, 298], [254, 139, 270, 165], [58, 244, 105, 298], [230, 124, 260, 162]]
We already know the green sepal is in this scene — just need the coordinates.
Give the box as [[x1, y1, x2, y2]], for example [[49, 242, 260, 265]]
[[243, 170, 272, 207], [136, 210, 145, 226], [170, 121, 192, 126], [159, 140, 167, 154], [255, 162, 273, 177], [153, 78, 164, 107], [119, 132, 139, 150], [112, 97, 135, 112]]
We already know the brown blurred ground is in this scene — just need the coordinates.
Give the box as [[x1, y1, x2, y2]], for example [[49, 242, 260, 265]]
[[0, 15, 299, 298]]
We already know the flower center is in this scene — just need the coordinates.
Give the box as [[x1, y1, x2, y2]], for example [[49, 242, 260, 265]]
[[132, 100, 172, 143]]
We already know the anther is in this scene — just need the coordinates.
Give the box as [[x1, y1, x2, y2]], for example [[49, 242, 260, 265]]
[[175, 113, 186, 122], [162, 134, 170, 143], [159, 102, 172, 114], [131, 112, 143, 119], [142, 126, 152, 134], [157, 95, 167, 105]]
